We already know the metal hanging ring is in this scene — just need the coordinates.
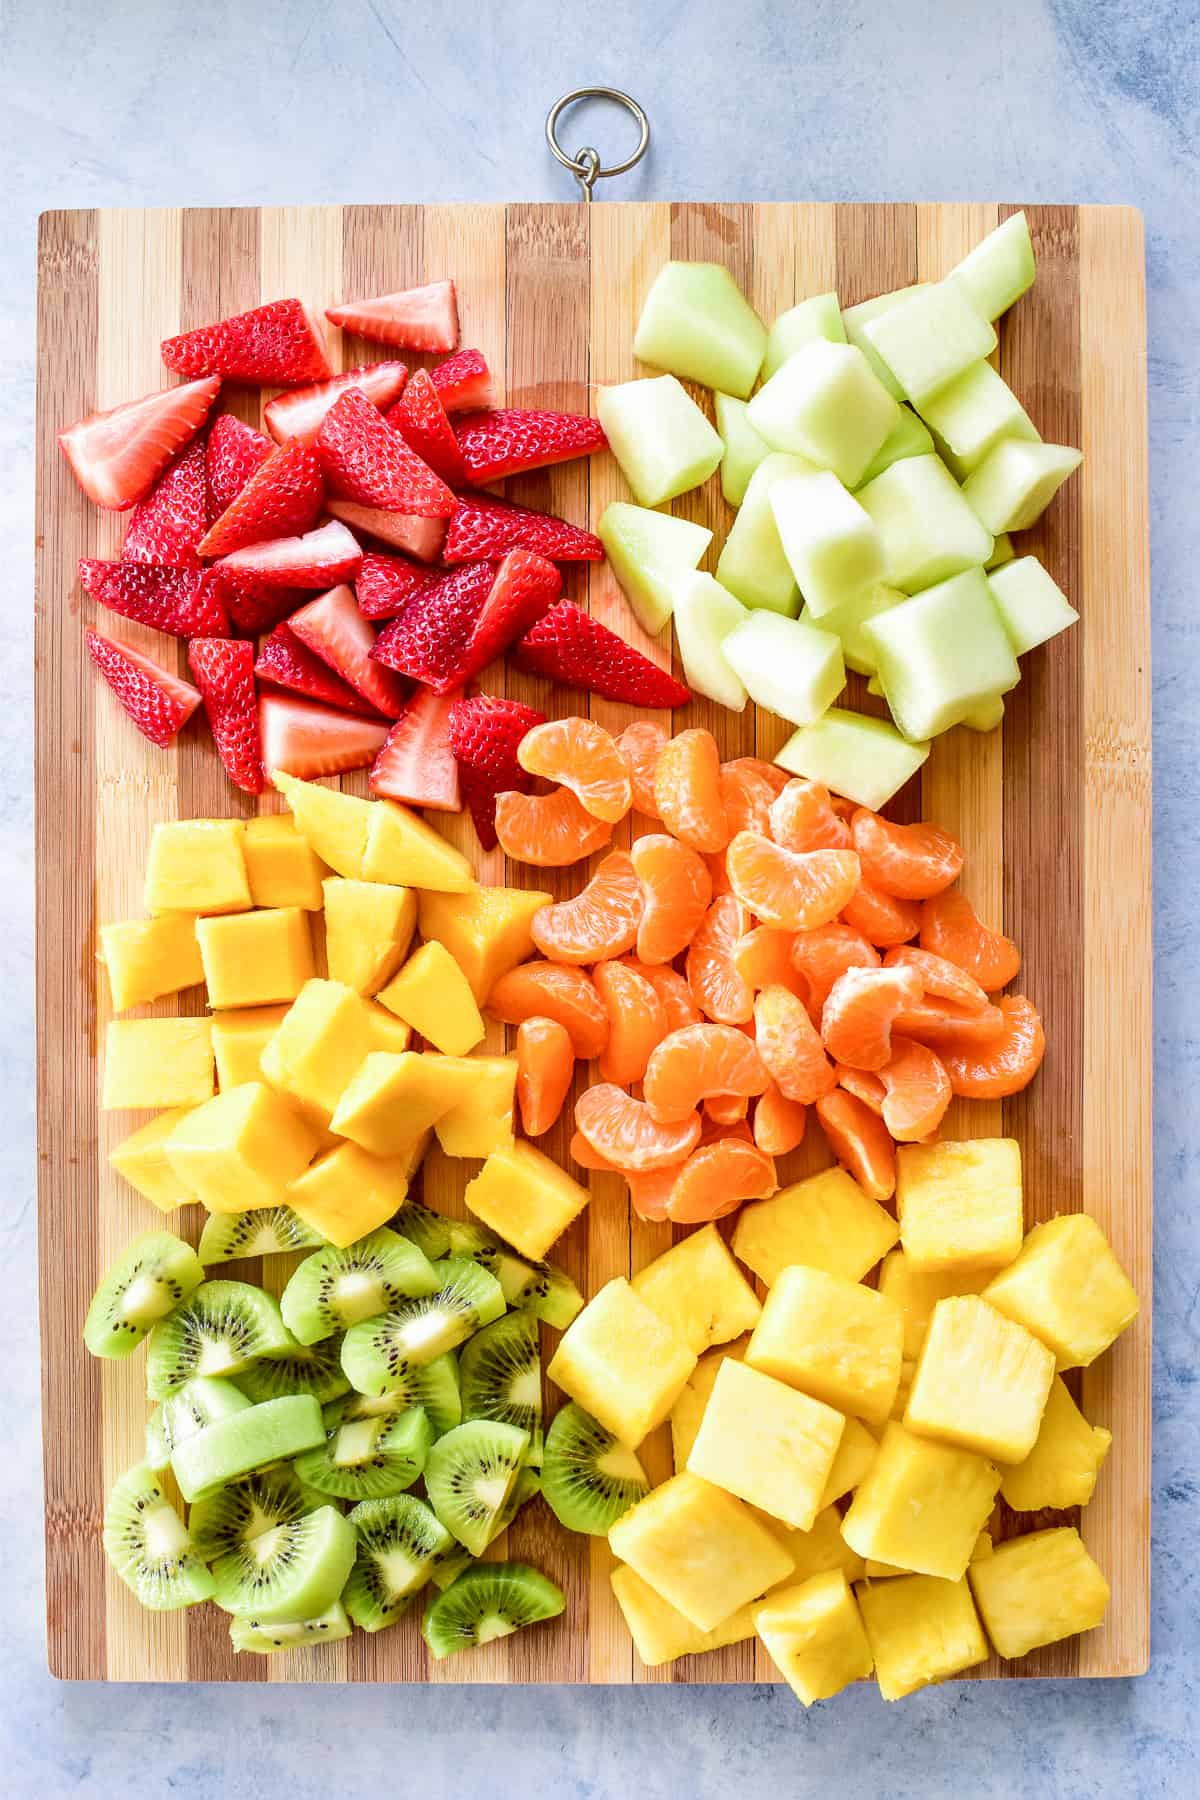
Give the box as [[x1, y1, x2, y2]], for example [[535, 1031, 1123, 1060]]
[[545, 88, 649, 200]]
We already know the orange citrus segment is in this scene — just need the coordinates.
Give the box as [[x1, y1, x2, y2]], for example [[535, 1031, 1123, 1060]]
[[919, 890, 1022, 991], [619, 958, 703, 1032], [939, 995, 1045, 1097], [892, 997, 1007, 1049], [732, 926, 806, 1001], [850, 809, 964, 899], [653, 728, 729, 854], [487, 961, 609, 1060], [726, 832, 861, 931], [841, 878, 923, 947], [666, 1134, 778, 1223], [754, 983, 838, 1105], [643, 1022, 769, 1123], [877, 1035, 952, 1140], [687, 893, 755, 1025], [820, 964, 924, 1072], [594, 959, 668, 1087], [704, 1092, 750, 1125], [724, 755, 790, 799], [630, 833, 712, 965], [530, 851, 643, 965], [790, 923, 881, 1015], [815, 1087, 897, 1203], [515, 1016, 576, 1138], [568, 1128, 621, 1172], [494, 786, 613, 867], [517, 716, 633, 824], [616, 720, 667, 819], [883, 944, 989, 1012], [769, 779, 852, 852], [720, 760, 776, 838], [626, 1163, 685, 1222], [835, 1064, 887, 1114], [574, 1083, 702, 1172], [752, 1083, 808, 1156]]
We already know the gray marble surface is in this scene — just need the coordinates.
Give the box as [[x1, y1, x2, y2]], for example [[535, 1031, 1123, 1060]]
[[2, 1, 1196, 1793]]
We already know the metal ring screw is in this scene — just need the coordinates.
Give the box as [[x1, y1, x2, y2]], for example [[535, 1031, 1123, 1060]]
[[545, 88, 650, 201]]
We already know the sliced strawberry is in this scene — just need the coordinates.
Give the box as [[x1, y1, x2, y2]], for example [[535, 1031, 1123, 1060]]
[[447, 694, 545, 850], [326, 281, 458, 353], [430, 349, 496, 415], [187, 637, 264, 794], [210, 572, 313, 634], [458, 549, 562, 684], [214, 520, 362, 588], [59, 376, 220, 510], [443, 492, 604, 565], [356, 551, 436, 620], [198, 443, 324, 558], [255, 622, 381, 717], [387, 370, 468, 487], [369, 687, 462, 810], [206, 413, 272, 515], [453, 408, 607, 483], [287, 584, 408, 719], [162, 300, 331, 385], [515, 601, 691, 708], [264, 361, 408, 445], [120, 437, 208, 567], [260, 692, 389, 780], [372, 550, 560, 695], [315, 388, 454, 518], [86, 628, 202, 748], [325, 500, 447, 563], [79, 560, 228, 639]]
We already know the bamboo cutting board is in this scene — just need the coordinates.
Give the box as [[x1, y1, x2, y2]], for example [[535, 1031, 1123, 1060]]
[[35, 202, 1151, 1685]]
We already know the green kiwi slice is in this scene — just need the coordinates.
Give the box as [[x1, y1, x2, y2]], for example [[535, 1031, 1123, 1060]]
[[144, 1376, 252, 1471], [421, 1561, 565, 1659], [322, 1354, 461, 1437], [446, 1221, 536, 1301], [424, 1419, 530, 1555], [230, 1601, 352, 1655], [145, 1280, 293, 1399], [343, 1495, 453, 1632], [172, 1394, 325, 1503], [198, 1207, 325, 1266], [293, 1403, 434, 1501], [103, 1463, 215, 1610], [513, 1260, 584, 1331], [280, 1229, 438, 1346], [84, 1231, 205, 1360], [541, 1401, 649, 1536], [459, 1312, 543, 1465], [392, 1199, 452, 1261], [211, 1503, 357, 1623], [189, 1466, 327, 1564], [430, 1467, 542, 1592], [234, 1336, 350, 1406], [341, 1257, 505, 1390]]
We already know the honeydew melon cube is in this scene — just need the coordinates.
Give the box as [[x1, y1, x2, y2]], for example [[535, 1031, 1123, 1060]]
[[776, 708, 929, 812], [672, 573, 750, 710], [842, 286, 928, 400], [857, 456, 993, 594], [598, 501, 713, 636], [722, 610, 845, 727], [747, 341, 900, 488], [962, 440, 1083, 534], [950, 212, 1036, 321], [597, 376, 724, 508], [987, 556, 1079, 656], [763, 292, 846, 380], [801, 585, 905, 678], [960, 694, 1006, 733], [918, 361, 1040, 475], [714, 394, 769, 506], [769, 470, 886, 618], [853, 408, 935, 491], [863, 569, 1021, 741], [985, 532, 1015, 571], [715, 452, 814, 616], [861, 283, 997, 408], [634, 261, 767, 400]]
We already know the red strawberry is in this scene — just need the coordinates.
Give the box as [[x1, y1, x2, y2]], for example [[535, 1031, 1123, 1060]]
[[198, 443, 324, 558], [86, 628, 202, 748], [315, 388, 454, 518], [255, 622, 381, 717], [206, 414, 272, 514], [120, 437, 209, 567], [443, 493, 604, 565], [59, 376, 220, 510], [326, 500, 446, 563], [264, 361, 408, 446], [214, 520, 362, 589], [162, 299, 331, 385], [430, 349, 496, 415], [287, 584, 408, 719], [210, 572, 312, 635], [260, 692, 388, 780], [369, 687, 462, 810], [187, 637, 264, 794], [373, 550, 560, 695], [387, 370, 468, 487], [326, 281, 458, 353], [515, 601, 691, 708], [356, 551, 436, 620], [453, 408, 607, 483], [447, 694, 545, 850], [79, 560, 228, 639]]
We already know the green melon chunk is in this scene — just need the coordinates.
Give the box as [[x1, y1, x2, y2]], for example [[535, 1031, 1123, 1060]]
[[861, 283, 998, 408], [801, 584, 905, 677], [769, 469, 885, 618], [961, 440, 1083, 534], [747, 340, 899, 488], [775, 708, 929, 812], [853, 408, 935, 490], [714, 393, 769, 506], [856, 455, 993, 594], [949, 212, 1036, 321], [763, 292, 846, 380], [672, 572, 750, 710], [634, 261, 766, 400], [918, 360, 1040, 476], [863, 568, 1021, 741], [722, 610, 845, 728], [842, 285, 928, 399], [987, 556, 1079, 656], [714, 451, 813, 616], [960, 694, 1006, 733], [598, 501, 712, 636], [985, 532, 1015, 571], [597, 376, 724, 509]]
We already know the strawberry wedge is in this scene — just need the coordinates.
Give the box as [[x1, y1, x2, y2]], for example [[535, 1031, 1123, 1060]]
[[256, 622, 381, 717], [325, 500, 446, 564], [316, 388, 454, 518], [369, 687, 462, 810], [453, 408, 607, 483], [59, 376, 220, 510], [162, 299, 331, 385], [355, 551, 436, 620], [79, 560, 228, 639], [214, 520, 362, 589], [206, 414, 272, 514], [198, 443, 324, 558], [86, 628, 202, 747], [372, 550, 561, 695], [387, 370, 468, 487], [443, 493, 604, 565], [264, 361, 409, 446], [326, 281, 459, 353], [287, 584, 408, 719], [260, 692, 389, 780], [430, 349, 496, 415], [210, 572, 312, 635], [120, 437, 209, 567], [447, 694, 545, 851], [188, 637, 264, 794], [515, 600, 691, 708]]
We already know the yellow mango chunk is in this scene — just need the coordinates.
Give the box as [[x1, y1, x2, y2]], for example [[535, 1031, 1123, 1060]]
[[429, 1055, 516, 1157], [98, 914, 205, 1012], [109, 1107, 200, 1211], [754, 1572, 874, 1706], [417, 886, 552, 1004], [211, 1006, 289, 1090], [102, 1018, 215, 1110], [196, 907, 315, 1009], [549, 1277, 697, 1448], [144, 819, 251, 915], [364, 1002, 413, 1056], [610, 1471, 792, 1631], [273, 771, 372, 877], [287, 1141, 412, 1248], [165, 1080, 321, 1212], [464, 1139, 590, 1261], [322, 877, 417, 996], [632, 1223, 761, 1356], [377, 941, 485, 1056], [362, 799, 475, 893], [243, 813, 327, 909], [688, 1358, 845, 1533], [331, 1051, 459, 1157], [260, 978, 375, 1127]]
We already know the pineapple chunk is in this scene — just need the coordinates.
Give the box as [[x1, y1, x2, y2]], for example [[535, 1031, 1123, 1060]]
[[330, 1051, 461, 1157], [322, 878, 417, 996], [857, 1571, 988, 1700], [670, 1339, 748, 1470], [242, 814, 326, 909], [417, 886, 552, 1004], [210, 1006, 289, 1090], [98, 914, 204, 1012], [968, 1527, 1110, 1660], [896, 1139, 1023, 1274], [733, 1166, 898, 1286], [195, 907, 315, 1009], [609, 1472, 794, 1630], [549, 1278, 697, 1447], [820, 1416, 879, 1508], [841, 1422, 1001, 1580], [890, 1358, 917, 1421], [982, 1213, 1139, 1370], [905, 1295, 1055, 1463], [971, 1530, 994, 1562], [429, 1056, 516, 1157], [102, 1019, 214, 1110], [164, 1081, 320, 1213], [865, 1532, 990, 1579], [611, 1565, 756, 1667], [144, 819, 251, 915], [776, 1505, 866, 1586], [754, 1571, 874, 1706], [877, 1248, 991, 1358], [109, 1108, 200, 1211], [377, 941, 485, 1057], [464, 1140, 590, 1261], [272, 772, 372, 877], [633, 1224, 762, 1355], [363, 799, 475, 892], [1000, 1377, 1112, 1512], [687, 1358, 845, 1532], [747, 1265, 904, 1425], [287, 1141, 412, 1248], [260, 979, 375, 1128]]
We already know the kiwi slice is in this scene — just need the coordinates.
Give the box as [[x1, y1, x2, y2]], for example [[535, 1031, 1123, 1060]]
[[343, 1494, 453, 1632], [84, 1231, 205, 1360], [211, 1502, 357, 1623], [447, 1221, 535, 1301], [323, 1353, 461, 1437], [280, 1229, 439, 1346], [103, 1463, 215, 1610], [230, 1601, 352, 1655], [293, 1403, 434, 1501], [198, 1207, 325, 1266], [513, 1260, 584, 1331], [393, 1199, 452, 1261], [541, 1401, 649, 1536], [421, 1561, 565, 1659], [145, 1280, 293, 1399], [235, 1336, 351, 1406], [430, 1467, 542, 1591], [189, 1466, 327, 1564], [424, 1418, 530, 1555], [341, 1257, 505, 1391], [459, 1312, 543, 1465], [144, 1376, 252, 1471], [172, 1394, 325, 1503]]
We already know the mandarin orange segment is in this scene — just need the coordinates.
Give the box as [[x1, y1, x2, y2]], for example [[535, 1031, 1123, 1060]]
[[594, 959, 668, 1087], [530, 850, 643, 965], [488, 961, 609, 1060], [494, 786, 613, 867], [892, 997, 1008, 1049], [752, 1083, 808, 1156], [790, 922, 881, 1015], [704, 1092, 750, 1125], [616, 720, 667, 819], [643, 1022, 769, 1124], [883, 944, 989, 1012], [919, 889, 1022, 991], [706, 849, 732, 896], [731, 925, 805, 1000], [517, 716, 633, 824], [621, 958, 703, 1032], [841, 877, 923, 947], [568, 1128, 621, 1172], [850, 809, 965, 899], [574, 1082, 703, 1172], [626, 1163, 682, 1223], [768, 778, 852, 852], [515, 1016, 576, 1138], [754, 983, 838, 1106], [630, 833, 712, 965], [835, 1064, 887, 1115], [877, 1035, 952, 1141], [939, 995, 1045, 1098], [820, 963, 924, 1072], [666, 1134, 778, 1223], [815, 1088, 897, 1203], [720, 760, 776, 838], [725, 832, 861, 931], [687, 893, 755, 1025], [724, 755, 790, 799], [653, 727, 729, 854]]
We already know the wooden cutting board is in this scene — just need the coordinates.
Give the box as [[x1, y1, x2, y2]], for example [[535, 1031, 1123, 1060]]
[[35, 202, 1151, 1685]]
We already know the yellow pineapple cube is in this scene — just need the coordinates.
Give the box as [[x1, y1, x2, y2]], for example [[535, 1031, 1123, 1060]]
[[896, 1138, 1024, 1274], [377, 941, 485, 1056], [609, 1471, 794, 1630], [877, 1248, 991, 1359], [287, 1141, 412, 1248], [272, 772, 372, 877], [610, 1564, 756, 1667], [144, 818, 251, 915], [857, 1570, 988, 1700], [98, 915, 204, 1012], [549, 1278, 697, 1446], [362, 799, 475, 892], [754, 1571, 874, 1706], [211, 1006, 289, 1090], [102, 1018, 214, 1110], [687, 1358, 845, 1531], [632, 1224, 762, 1356], [982, 1213, 1139, 1369], [670, 1340, 747, 1470], [260, 979, 375, 1127], [242, 813, 326, 909], [418, 886, 552, 1003], [890, 1358, 917, 1421], [109, 1108, 200, 1211], [841, 1421, 1001, 1579], [330, 1051, 459, 1156], [968, 1526, 1110, 1660], [196, 907, 315, 1008], [322, 878, 417, 996], [430, 1055, 516, 1157], [820, 1417, 878, 1508], [775, 1506, 866, 1587], [1000, 1376, 1112, 1512], [905, 1295, 1055, 1463], [747, 1265, 904, 1426], [464, 1140, 589, 1260], [732, 1166, 899, 1287], [165, 1081, 320, 1212], [971, 1530, 994, 1562]]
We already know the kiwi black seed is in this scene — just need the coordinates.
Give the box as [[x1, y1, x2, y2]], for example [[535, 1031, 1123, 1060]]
[[189, 1465, 327, 1564], [340, 1257, 505, 1392], [198, 1207, 325, 1266], [280, 1229, 439, 1347], [421, 1561, 565, 1659], [392, 1199, 452, 1261], [513, 1258, 584, 1331], [144, 1281, 293, 1399], [234, 1335, 351, 1406], [102, 1463, 215, 1610], [342, 1494, 453, 1632], [541, 1401, 649, 1536], [458, 1311, 543, 1464], [446, 1221, 534, 1302], [230, 1602, 352, 1655], [84, 1232, 205, 1360], [424, 1418, 530, 1555], [323, 1353, 461, 1437]]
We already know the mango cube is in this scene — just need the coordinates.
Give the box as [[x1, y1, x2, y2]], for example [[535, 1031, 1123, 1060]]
[[754, 1571, 874, 1706], [968, 1527, 1110, 1661], [609, 1472, 794, 1631], [632, 1224, 761, 1356], [363, 799, 475, 892], [109, 1108, 200, 1211], [164, 1081, 320, 1212], [841, 1422, 1001, 1580], [877, 1248, 991, 1359], [430, 1055, 516, 1157], [688, 1358, 845, 1532], [322, 877, 417, 996], [377, 941, 485, 1056], [896, 1139, 1023, 1274], [1000, 1376, 1112, 1512], [857, 1571, 988, 1700], [747, 1265, 904, 1426], [102, 1018, 214, 1110], [417, 885, 552, 1004], [211, 1006, 289, 1090], [260, 979, 375, 1127], [242, 814, 326, 909], [670, 1339, 748, 1471], [548, 1277, 697, 1447], [196, 908, 314, 1009], [464, 1140, 589, 1261], [778, 1506, 866, 1587], [733, 1166, 898, 1287], [330, 1051, 457, 1157], [982, 1213, 1139, 1370], [905, 1295, 1055, 1463], [273, 772, 371, 877], [611, 1564, 756, 1668], [364, 1003, 413, 1056], [286, 1141, 411, 1248], [144, 819, 251, 916], [98, 915, 204, 1012], [820, 1416, 879, 1508]]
